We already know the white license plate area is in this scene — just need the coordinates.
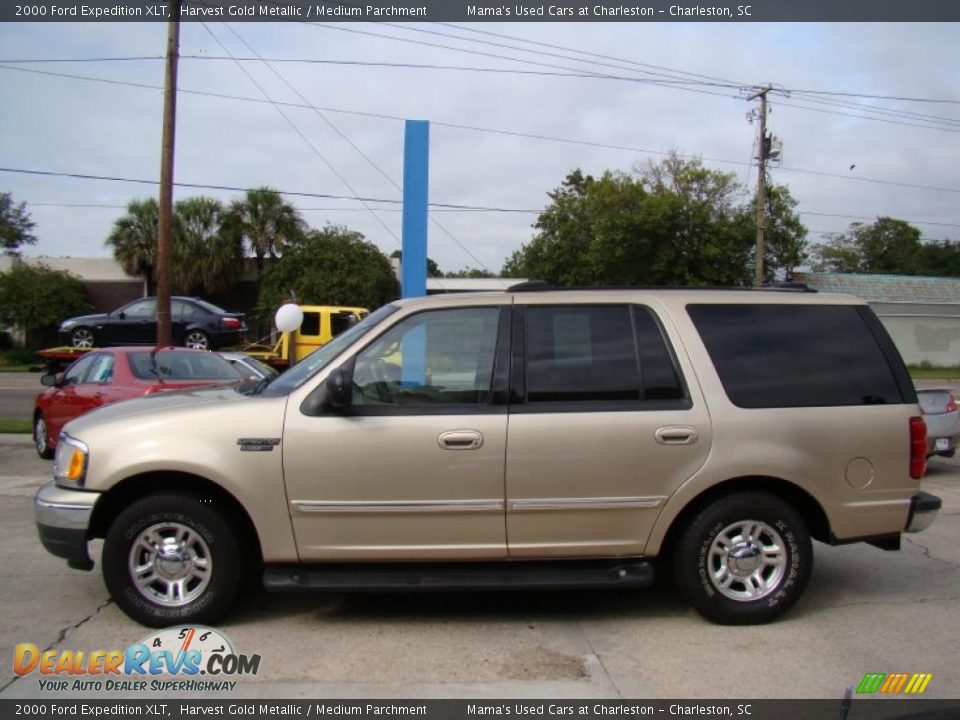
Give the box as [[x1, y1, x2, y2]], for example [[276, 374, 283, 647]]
[[936, 437, 950, 451]]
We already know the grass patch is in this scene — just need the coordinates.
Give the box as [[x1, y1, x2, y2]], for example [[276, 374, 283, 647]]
[[0, 418, 32, 434], [908, 365, 960, 380], [0, 348, 42, 372]]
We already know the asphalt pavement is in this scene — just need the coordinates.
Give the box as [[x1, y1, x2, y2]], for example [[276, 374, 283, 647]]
[[0, 434, 957, 700]]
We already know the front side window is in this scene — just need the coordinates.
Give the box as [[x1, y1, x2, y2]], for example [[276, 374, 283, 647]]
[[687, 304, 904, 408], [62, 354, 98, 386], [352, 307, 500, 406], [123, 299, 156, 319], [86, 354, 115, 384]]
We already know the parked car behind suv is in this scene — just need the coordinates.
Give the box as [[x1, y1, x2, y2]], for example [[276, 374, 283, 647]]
[[34, 347, 243, 458], [59, 296, 247, 351], [34, 287, 941, 626]]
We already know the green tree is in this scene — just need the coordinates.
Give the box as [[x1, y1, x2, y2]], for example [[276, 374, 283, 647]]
[[503, 157, 806, 286], [173, 197, 243, 295], [390, 249, 443, 278], [918, 240, 960, 276], [810, 217, 924, 274], [258, 225, 399, 311], [0, 262, 90, 333], [445, 267, 496, 278], [224, 187, 305, 274], [0, 192, 38, 256], [105, 198, 159, 290]]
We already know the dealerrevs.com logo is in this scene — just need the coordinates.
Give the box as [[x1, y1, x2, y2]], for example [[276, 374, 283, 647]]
[[13, 626, 260, 692]]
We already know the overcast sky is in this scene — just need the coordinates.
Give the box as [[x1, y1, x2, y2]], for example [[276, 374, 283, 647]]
[[1, 20, 958, 275]]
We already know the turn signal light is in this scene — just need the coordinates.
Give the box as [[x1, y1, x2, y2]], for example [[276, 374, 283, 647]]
[[67, 449, 86, 481]]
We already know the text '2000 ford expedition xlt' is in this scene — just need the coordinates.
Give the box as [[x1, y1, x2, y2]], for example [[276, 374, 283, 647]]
[[35, 285, 941, 626]]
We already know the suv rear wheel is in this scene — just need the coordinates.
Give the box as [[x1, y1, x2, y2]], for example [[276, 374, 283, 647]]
[[102, 492, 242, 627], [673, 491, 812, 625]]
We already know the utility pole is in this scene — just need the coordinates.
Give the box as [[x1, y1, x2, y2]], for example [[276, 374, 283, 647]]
[[748, 85, 771, 287], [156, 0, 181, 347]]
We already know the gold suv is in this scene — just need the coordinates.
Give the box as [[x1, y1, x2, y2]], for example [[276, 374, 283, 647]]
[[35, 286, 941, 626]]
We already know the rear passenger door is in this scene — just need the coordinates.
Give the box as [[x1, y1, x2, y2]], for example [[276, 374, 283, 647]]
[[505, 303, 711, 557]]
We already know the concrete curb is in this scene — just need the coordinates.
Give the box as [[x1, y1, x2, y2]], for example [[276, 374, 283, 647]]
[[0, 434, 34, 445]]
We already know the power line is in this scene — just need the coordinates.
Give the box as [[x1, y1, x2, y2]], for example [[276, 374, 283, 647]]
[[303, 23, 741, 101], [799, 211, 960, 230], [0, 166, 538, 211], [5, 63, 960, 196], [198, 22, 404, 248], [5, 55, 956, 131], [219, 24, 494, 279]]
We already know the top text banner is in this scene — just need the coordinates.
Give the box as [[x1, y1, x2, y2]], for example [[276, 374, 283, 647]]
[[4, 0, 960, 22]]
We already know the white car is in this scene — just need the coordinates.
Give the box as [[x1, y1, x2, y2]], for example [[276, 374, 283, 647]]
[[218, 352, 279, 381], [917, 388, 960, 458]]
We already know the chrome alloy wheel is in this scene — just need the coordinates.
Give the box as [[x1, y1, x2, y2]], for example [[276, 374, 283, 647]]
[[185, 331, 209, 350], [128, 522, 212, 607], [70, 328, 94, 349], [35, 416, 48, 455], [707, 520, 786, 601]]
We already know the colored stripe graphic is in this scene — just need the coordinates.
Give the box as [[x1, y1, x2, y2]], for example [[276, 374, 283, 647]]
[[880, 673, 909, 693], [857, 673, 885, 693], [857, 672, 932, 694]]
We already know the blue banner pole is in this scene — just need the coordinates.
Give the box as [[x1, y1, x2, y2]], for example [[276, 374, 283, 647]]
[[401, 119, 429, 299]]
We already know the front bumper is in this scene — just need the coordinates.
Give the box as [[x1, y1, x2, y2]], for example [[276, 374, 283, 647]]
[[906, 491, 942, 533], [35, 482, 100, 570]]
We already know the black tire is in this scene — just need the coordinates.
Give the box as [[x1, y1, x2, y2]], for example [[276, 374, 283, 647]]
[[69, 326, 95, 349], [102, 492, 243, 627], [672, 492, 812, 625], [34, 413, 54, 459], [183, 330, 210, 351]]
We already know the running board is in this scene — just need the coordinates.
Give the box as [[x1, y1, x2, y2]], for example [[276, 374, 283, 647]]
[[263, 560, 654, 593]]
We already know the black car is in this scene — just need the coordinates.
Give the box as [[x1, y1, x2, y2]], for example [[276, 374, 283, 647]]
[[59, 297, 247, 351]]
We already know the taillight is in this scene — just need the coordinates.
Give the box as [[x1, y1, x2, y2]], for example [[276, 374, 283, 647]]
[[910, 416, 927, 479], [222, 317, 242, 328], [947, 395, 957, 413]]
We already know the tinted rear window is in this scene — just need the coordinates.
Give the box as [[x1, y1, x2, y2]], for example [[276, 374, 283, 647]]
[[687, 304, 903, 409]]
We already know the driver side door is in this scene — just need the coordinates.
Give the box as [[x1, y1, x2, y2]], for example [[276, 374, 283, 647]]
[[282, 304, 510, 561]]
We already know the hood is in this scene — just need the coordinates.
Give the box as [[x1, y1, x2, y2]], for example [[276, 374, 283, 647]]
[[64, 385, 256, 434], [60, 313, 109, 328]]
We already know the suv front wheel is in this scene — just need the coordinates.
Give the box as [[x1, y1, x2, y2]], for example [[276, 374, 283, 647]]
[[102, 492, 243, 627], [673, 491, 812, 625]]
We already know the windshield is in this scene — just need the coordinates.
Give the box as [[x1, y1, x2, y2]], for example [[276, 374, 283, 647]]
[[260, 303, 399, 396]]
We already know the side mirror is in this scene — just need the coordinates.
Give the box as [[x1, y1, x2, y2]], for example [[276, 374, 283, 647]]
[[324, 366, 352, 410], [117, 311, 126, 319], [300, 366, 353, 416], [41, 373, 58, 388]]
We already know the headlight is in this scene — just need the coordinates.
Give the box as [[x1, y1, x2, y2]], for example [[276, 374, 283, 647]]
[[54, 435, 89, 488]]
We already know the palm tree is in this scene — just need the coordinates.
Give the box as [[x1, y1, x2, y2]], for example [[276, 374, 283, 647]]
[[173, 197, 243, 295], [105, 198, 159, 293], [224, 187, 305, 274]]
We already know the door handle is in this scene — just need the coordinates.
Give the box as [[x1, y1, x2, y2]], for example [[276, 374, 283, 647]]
[[438, 430, 484, 450], [655, 426, 699, 445]]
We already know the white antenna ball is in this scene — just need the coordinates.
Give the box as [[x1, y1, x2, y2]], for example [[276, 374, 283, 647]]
[[275, 303, 304, 333]]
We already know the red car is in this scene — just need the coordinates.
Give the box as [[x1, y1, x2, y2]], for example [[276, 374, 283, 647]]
[[33, 347, 242, 458]]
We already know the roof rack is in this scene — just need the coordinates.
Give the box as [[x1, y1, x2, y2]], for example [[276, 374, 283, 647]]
[[506, 280, 816, 293]]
